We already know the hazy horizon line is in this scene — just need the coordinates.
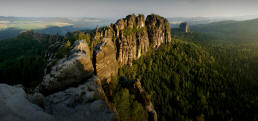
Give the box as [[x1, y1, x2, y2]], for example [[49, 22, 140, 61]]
[[1, 14, 258, 19]]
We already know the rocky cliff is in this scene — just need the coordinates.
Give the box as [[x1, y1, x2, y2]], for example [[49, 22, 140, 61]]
[[146, 14, 171, 48], [94, 14, 171, 83], [0, 40, 116, 121]]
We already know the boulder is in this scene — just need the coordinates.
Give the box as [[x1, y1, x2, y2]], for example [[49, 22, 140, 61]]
[[0, 76, 116, 121], [36, 40, 94, 95], [0, 84, 55, 121], [44, 76, 116, 121]]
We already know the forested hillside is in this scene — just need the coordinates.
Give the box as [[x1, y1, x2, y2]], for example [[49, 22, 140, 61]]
[[174, 20, 258, 94], [109, 38, 257, 121], [104, 19, 258, 121], [0, 31, 51, 90]]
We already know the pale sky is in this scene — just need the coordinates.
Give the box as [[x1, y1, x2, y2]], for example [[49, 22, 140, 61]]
[[0, 0, 258, 18]]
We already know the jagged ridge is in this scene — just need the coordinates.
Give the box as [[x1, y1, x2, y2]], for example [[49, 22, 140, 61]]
[[94, 14, 171, 84]]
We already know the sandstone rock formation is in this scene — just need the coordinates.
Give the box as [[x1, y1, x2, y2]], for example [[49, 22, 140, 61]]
[[179, 22, 190, 33], [93, 38, 119, 84], [0, 14, 171, 121], [0, 76, 116, 121], [36, 40, 94, 95], [94, 14, 171, 83], [115, 14, 149, 65], [146, 14, 171, 48], [44, 76, 115, 121], [30, 39, 115, 121]]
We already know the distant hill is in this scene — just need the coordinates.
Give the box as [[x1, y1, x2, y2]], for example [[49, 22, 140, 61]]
[[191, 18, 258, 42], [168, 15, 258, 28], [0, 16, 114, 40]]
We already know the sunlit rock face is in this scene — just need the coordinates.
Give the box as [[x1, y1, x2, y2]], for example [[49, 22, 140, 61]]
[[93, 38, 119, 84], [36, 40, 94, 95], [146, 14, 171, 48]]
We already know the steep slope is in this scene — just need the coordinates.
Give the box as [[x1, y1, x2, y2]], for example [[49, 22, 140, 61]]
[[115, 38, 257, 121], [94, 14, 171, 84], [113, 39, 217, 121]]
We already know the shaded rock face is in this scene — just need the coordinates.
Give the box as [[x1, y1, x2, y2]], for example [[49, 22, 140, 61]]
[[94, 14, 170, 83], [179, 22, 190, 33], [36, 40, 94, 95], [146, 14, 171, 48]]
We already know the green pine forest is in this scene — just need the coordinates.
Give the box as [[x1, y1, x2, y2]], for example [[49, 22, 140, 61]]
[[107, 21, 258, 121]]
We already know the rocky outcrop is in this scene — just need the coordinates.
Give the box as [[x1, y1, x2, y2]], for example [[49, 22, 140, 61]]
[[21, 36, 117, 121], [0, 84, 55, 121], [133, 79, 158, 121], [179, 22, 190, 33], [0, 14, 171, 121], [93, 38, 119, 84], [36, 40, 94, 95], [94, 14, 170, 83], [0, 76, 116, 121], [115, 14, 149, 65], [146, 14, 171, 48], [44, 76, 115, 121]]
